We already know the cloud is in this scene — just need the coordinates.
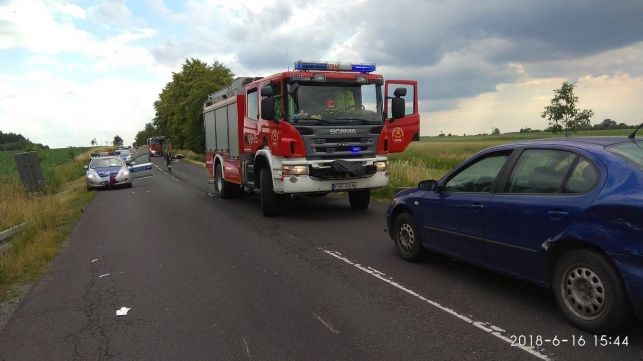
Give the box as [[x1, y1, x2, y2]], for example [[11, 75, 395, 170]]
[[87, 0, 134, 28], [0, 0, 92, 53], [423, 74, 643, 136], [0, 71, 162, 148], [3, 0, 643, 148]]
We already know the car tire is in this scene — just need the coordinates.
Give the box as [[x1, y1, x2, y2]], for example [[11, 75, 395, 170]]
[[348, 189, 370, 210], [260, 167, 284, 217], [215, 163, 240, 199], [552, 249, 632, 333], [127, 182, 133, 188], [393, 212, 424, 262]]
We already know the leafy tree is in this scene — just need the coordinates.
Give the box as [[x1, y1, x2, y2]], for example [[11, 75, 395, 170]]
[[492, 128, 500, 135], [113, 135, 123, 146], [0, 131, 47, 150], [91, 138, 97, 146], [541, 81, 593, 136], [600, 118, 616, 128], [151, 58, 234, 152], [135, 122, 158, 147]]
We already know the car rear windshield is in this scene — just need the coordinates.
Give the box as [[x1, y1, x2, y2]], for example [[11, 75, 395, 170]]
[[606, 141, 643, 169]]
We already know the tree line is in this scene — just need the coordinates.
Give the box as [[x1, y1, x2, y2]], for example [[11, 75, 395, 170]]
[[135, 58, 234, 152], [0, 131, 49, 151]]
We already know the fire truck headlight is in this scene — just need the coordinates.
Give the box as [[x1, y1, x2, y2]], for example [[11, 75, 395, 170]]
[[374, 161, 387, 172], [283, 165, 309, 176]]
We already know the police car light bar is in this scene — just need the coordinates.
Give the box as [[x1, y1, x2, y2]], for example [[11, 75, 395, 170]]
[[294, 61, 376, 73]]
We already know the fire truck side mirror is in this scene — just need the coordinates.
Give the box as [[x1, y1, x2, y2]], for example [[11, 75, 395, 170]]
[[261, 96, 276, 121], [261, 85, 274, 97]]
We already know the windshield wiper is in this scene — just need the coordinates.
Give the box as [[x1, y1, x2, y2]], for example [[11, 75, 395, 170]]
[[290, 117, 333, 124], [332, 118, 379, 125]]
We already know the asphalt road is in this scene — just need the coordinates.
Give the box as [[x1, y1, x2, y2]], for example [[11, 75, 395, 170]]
[[0, 156, 641, 360]]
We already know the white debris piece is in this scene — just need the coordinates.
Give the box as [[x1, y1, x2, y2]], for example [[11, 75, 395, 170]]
[[99, 273, 110, 278], [91, 259, 98, 263], [116, 307, 131, 316]]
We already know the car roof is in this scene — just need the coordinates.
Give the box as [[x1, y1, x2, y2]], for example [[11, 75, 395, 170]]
[[485, 137, 633, 153]]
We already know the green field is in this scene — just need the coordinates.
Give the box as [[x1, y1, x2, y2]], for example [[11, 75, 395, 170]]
[[0, 148, 89, 192], [374, 128, 634, 198]]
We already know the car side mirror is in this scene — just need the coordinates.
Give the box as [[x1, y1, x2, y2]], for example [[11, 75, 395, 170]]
[[418, 179, 440, 192]]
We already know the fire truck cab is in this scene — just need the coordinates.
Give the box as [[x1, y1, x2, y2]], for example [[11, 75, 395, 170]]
[[203, 61, 420, 216]]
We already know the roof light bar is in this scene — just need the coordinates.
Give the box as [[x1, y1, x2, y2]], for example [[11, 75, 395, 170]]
[[294, 60, 376, 73]]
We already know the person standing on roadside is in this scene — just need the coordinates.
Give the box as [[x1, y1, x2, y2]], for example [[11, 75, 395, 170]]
[[162, 139, 173, 172]]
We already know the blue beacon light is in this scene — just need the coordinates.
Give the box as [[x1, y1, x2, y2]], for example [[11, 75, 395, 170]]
[[294, 61, 376, 73]]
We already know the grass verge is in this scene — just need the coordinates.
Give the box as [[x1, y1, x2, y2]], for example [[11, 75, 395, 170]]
[[0, 151, 95, 302]]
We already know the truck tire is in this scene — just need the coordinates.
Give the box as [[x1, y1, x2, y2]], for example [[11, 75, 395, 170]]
[[215, 163, 239, 199], [348, 189, 370, 210], [552, 249, 632, 333], [260, 167, 284, 216]]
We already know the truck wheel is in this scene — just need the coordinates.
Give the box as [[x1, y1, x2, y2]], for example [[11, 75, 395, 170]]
[[260, 167, 284, 216], [552, 249, 632, 333], [215, 163, 239, 199], [393, 212, 424, 261], [348, 189, 370, 210]]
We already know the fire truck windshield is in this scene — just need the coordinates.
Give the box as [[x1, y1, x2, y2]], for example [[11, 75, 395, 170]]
[[287, 83, 382, 125]]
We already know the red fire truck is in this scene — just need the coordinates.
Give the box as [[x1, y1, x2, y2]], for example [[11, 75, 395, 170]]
[[203, 61, 420, 216], [147, 136, 164, 157]]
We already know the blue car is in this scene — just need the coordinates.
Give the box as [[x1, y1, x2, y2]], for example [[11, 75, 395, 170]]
[[386, 136, 643, 333]]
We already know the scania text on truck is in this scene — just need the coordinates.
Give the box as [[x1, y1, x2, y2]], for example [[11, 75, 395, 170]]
[[203, 60, 420, 216]]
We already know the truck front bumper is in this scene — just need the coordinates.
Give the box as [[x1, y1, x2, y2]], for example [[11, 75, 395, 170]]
[[274, 171, 388, 194]]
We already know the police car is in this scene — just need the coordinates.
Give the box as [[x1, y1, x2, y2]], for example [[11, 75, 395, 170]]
[[85, 155, 152, 190]]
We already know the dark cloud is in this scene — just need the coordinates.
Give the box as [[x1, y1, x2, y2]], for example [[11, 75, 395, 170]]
[[150, 0, 643, 110]]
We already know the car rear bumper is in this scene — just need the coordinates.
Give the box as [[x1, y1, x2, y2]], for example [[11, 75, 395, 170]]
[[611, 253, 643, 319]]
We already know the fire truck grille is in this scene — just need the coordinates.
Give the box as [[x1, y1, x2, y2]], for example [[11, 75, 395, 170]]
[[297, 125, 381, 160]]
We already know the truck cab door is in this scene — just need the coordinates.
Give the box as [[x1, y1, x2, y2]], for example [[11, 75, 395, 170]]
[[382, 80, 420, 153]]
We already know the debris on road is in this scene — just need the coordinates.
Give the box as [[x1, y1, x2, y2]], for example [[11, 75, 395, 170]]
[[98, 273, 110, 278], [115, 307, 131, 316], [90, 258, 98, 263]]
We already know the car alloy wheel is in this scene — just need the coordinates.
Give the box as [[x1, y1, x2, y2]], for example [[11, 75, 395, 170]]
[[398, 223, 415, 253], [561, 265, 605, 321], [393, 212, 423, 261]]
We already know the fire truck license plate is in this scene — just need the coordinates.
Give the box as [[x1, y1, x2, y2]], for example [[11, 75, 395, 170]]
[[332, 182, 356, 191]]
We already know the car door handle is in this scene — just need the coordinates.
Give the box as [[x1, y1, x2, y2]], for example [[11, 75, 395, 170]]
[[470, 203, 485, 212], [548, 210, 568, 221]]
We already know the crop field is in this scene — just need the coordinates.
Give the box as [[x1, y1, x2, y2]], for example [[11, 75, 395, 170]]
[[374, 128, 634, 198], [0, 148, 89, 190]]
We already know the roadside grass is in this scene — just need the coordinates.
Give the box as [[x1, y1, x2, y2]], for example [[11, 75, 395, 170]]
[[0, 150, 95, 301], [175, 149, 205, 166]]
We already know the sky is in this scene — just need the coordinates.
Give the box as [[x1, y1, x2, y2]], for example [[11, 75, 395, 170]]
[[1, 0, 642, 148]]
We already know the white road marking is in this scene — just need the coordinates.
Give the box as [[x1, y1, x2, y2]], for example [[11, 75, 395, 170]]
[[313, 313, 340, 334], [320, 248, 550, 361], [133, 175, 154, 181], [242, 337, 252, 360], [98, 273, 110, 278]]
